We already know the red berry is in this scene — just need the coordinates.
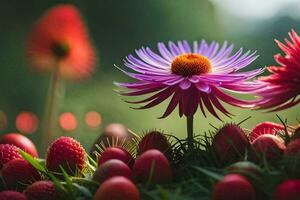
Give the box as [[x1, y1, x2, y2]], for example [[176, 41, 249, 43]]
[[94, 176, 140, 200], [98, 147, 133, 167], [285, 138, 300, 156], [227, 161, 262, 179], [24, 180, 58, 200], [104, 123, 130, 138], [212, 124, 249, 166], [46, 136, 86, 175], [284, 139, 300, 177], [90, 123, 132, 157], [250, 134, 286, 163], [0, 133, 38, 157], [272, 179, 300, 200], [137, 131, 171, 156], [250, 122, 285, 142], [0, 190, 27, 200], [93, 159, 132, 183], [0, 144, 22, 169], [133, 149, 171, 184], [1, 159, 41, 189], [212, 174, 256, 200]]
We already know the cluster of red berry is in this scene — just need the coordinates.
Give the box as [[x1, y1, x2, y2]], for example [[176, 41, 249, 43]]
[[0, 124, 174, 200], [0, 133, 56, 199], [0, 121, 299, 200], [93, 130, 172, 200], [211, 122, 300, 200]]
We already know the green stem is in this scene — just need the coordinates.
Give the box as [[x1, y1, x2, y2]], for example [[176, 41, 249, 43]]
[[186, 115, 194, 151], [42, 68, 63, 152]]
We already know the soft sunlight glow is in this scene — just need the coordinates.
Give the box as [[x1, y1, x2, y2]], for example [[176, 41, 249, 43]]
[[16, 111, 38, 134], [59, 112, 77, 132], [85, 111, 102, 129], [212, 0, 300, 19]]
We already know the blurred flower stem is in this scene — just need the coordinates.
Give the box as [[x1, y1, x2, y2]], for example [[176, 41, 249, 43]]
[[187, 115, 194, 151], [42, 67, 64, 151]]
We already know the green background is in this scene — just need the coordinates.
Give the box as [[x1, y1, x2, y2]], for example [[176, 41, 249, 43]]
[[0, 0, 299, 155]]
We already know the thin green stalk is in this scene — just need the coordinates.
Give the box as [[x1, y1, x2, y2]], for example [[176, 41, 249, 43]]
[[42, 68, 63, 152], [187, 115, 194, 151]]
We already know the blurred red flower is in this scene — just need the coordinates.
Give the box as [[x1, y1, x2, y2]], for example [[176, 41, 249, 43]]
[[26, 4, 96, 80]]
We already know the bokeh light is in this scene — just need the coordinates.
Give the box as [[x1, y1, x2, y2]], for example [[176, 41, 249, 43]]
[[0, 111, 7, 131], [16, 111, 39, 134], [59, 112, 77, 132], [85, 111, 102, 129]]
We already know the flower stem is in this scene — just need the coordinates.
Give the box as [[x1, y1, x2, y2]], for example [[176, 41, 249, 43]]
[[42, 68, 63, 152], [186, 115, 194, 151]]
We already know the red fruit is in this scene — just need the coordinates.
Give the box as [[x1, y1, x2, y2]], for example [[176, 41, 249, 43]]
[[46, 136, 86, 175], [250, 134, 286, 163], [212, 174, 256, 200], [93, 159, 132, 183], [98, 147, 134, 167], [137, 131, 171, 156], [94, 176, 140, 200], [1, 159, 41, 189], [0, 190, 27, 200], [100, 123, 132, 146], [90, 123, 132, 157], [272, 179, 300, 200], [284, 139, 300, 177], [0, 144, 22, 169], [250, 122, 285, 142], [285, 138, 300, 156], [0, 133, 38, 157], [24, 180, 58, 200], [104, 123, 130, 138], [212, 124, 249, 166], [227, 161, 262, 178], [133, 149, 171, 184]]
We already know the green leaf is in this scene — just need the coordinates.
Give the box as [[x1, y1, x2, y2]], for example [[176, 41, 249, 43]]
[[72, 183, 93, 198], [19, 150, 47, 174], [193, 166, 223, 181], [60, 166, 73, 193], [194, 182, 210, 194], [48, 173, 65, 192], [71, 177, 99, 186], [157, 185, 170, 200], [87, 154, 97, 168]]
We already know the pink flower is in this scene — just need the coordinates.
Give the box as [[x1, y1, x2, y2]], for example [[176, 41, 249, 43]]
[[116, 40, 264, 119], [256, 29, 300, 111]]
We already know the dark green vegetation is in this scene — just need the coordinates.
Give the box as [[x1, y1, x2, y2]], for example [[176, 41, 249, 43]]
[[6, 120, 298, 200]]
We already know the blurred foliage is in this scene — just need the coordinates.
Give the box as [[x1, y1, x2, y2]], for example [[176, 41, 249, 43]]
[[0, 0, 299, 153]]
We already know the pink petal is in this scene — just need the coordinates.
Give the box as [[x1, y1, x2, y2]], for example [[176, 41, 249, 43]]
[[179, 79, 192, 90], [196, 82, 211, 93]]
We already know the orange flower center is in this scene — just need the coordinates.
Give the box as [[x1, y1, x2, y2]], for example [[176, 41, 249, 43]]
[[171, 53, 212, 77], [51, 41, 70, 59]]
